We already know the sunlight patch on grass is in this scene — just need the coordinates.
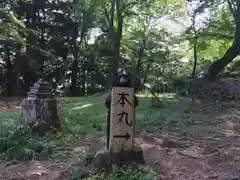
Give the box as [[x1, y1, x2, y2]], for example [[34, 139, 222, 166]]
[[58, 95, 107, 135], [72, 103, 95, 110], [136, 94, 150, 97]]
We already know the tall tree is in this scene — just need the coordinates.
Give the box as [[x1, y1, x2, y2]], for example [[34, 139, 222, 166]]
[[203, 0, 240, 79]]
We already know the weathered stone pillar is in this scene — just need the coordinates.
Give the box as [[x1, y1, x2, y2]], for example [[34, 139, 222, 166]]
[[20, 79, 61, 135], [91, 72, 143, 170]]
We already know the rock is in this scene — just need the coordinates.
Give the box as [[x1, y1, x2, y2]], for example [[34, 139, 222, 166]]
[[142, 135, 156, 144], [90, 144, 144, 170], [46, 170, 66, 180], [91, 149, 112, 170], [67, 162, 87, 179], [162, 138, 181, 148]]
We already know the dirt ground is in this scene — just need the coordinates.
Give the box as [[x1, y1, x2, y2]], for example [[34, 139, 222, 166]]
[[137, 101, 240, 180], [0, 98, 240, 180], [137, 130, 240, 180], [0, 97, 21, 112]]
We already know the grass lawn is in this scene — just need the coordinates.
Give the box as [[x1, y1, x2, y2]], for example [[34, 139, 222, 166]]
[[59, 92, 196, 136], [0, 93, 207, 179]]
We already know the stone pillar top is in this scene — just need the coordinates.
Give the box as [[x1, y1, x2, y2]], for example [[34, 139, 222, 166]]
[[27, 79, 53, 99]]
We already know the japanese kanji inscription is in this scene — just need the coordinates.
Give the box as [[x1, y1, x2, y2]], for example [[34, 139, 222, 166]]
[[109, 87, 135, 153]]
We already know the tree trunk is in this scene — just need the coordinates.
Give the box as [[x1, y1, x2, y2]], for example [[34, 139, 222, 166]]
[[134, 40, 146, 92], [207, 3, 240, 79], [23, 70, 38, 94], [71, 60, 78, 96], [4, 45, 13, 96], [192, 40, 198, 77], [81, 59, 86, 95], [208, 41, 240, 79], [115, 0, 122, 66], [71, 22, 79, 96], [107, 0, 122, 88], [13, 52, 21, 96]]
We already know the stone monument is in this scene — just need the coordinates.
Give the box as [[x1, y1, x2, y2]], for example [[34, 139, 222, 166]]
[[20, 79, 61, 135], [109, 74, 137, 152], [63, 73, 144, 178], [91, 72, 143, 170]]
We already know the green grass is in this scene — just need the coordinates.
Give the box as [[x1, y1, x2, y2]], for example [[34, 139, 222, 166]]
[[59, 94, 107, 136], [58, 93, 195, 135], [84, 164, 157, 180], [0, 92, 201, 179], [0, 93, 196, 161]]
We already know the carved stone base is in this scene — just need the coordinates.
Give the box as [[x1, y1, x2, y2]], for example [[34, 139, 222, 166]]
[[91, 144, 144, 170], [20, 98, 61, 136], [67, 144, 144, 179]]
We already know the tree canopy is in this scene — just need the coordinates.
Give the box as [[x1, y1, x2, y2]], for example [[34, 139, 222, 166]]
[[0, 0, 238, 96]]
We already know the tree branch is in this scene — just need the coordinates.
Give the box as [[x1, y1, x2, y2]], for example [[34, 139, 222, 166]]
[[102, 7, 110, 24], [227, 0, 237, 21], [116, 0, 123, 37]]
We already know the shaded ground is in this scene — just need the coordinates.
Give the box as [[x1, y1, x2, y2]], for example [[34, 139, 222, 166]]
[[137, 131, 240, 180], [0, 95, 240, 179], [136, 100, 240, 180], [0, 161, 66, 180], [0, 97, 21, 112]]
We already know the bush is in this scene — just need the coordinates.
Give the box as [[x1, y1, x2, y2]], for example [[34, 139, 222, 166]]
[[0, 113, 69, 161]]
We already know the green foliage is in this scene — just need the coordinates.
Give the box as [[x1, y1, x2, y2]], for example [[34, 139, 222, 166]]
[[0, 0, 237, 96], [0, 112, 70, 161], [0, 11, 26, 43], [86, 164, 157, 180]]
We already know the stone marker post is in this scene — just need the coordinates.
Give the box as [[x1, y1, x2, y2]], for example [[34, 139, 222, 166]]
[[108, 72, 138, 153], [78, 73, 143, 173]]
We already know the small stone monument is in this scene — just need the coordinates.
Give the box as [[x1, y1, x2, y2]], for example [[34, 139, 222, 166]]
[[20, 79, 61, 135]]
